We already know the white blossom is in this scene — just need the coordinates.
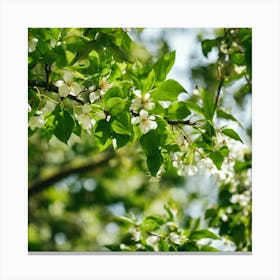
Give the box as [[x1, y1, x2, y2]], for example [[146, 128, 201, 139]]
[[120, 244, 130, 250], [82, 104, 91, 114], [28, 104, 32, 112], [129, 227, 141, 242], [29, 115, 45, 130], [177, 164, 198, 177], [230, 191, 251, 206], [146, 235, 159, 251], [99, 77, 111, 95], [55, 71, 82, 97], [177, 134, 188, 147], [75, 104, 95, 130], [192, 87, 200, 96], [130, 90, 155, 111], [28, 38, 38, 52], [158, 101, 171, 109], [169, 232, 181, 244], [89, 91, 101, 103], [171, 152, 198, 177], [186, 165, 198, 176], [131, 109, 157, 134], [41, 100, 56, 115], [198, 158, 216, 173], [63, 71, 73, 83], [88, 85, 100, 103], [221, 213, 228, 222], [234, 65, 246, 74], [88, 78, 111, 103], [198, 158, 227, 181]]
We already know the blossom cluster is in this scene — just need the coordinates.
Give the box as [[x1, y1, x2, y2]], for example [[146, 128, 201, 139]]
[[130, 89, 157, 134], [28, 100, 56, 130], [55, 71, 82, 97]]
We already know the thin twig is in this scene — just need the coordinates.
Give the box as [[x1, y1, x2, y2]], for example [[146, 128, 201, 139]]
[[214, 77, 224, 111], [167, 119, 204, 126]]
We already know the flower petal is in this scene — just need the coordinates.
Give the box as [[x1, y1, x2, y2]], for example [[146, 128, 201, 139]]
[[69, 83, 82, 96], [148, 120, 157, 130], [89, 91, 100, 103], [130, 99, 141, 111], [82, 104, 91, 114], [133, 89, 142, 98], [139, 109, 149, 118], [144, 102, 155, 110], [58, 84, 69, 97], [139, 122, 150, 134], [63, 71, 73, 83], [55, 80, 65, 87], [131, 116, 141, 125]]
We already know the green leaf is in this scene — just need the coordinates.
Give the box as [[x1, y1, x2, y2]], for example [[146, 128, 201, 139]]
[[73, 121, 82, 137], [154, 117, 168, 146], [201, 89, 215, 120], [104, 86, 124, 101], [158, 239, 169, 252], [54, 110, 74, 144], [185, 100, 204, 116], [234, 161, 252, 173], [218, 146, 229, 157], [153, 51, 176, 82], [111, 113, 132, 135], [204, 122, 216, 140], [119, 30, 132, 50], [230, 52, 245, 66], [222, 128, 243, 143], [189, 229, 220, 241], [94, 120, 112, 151], [108, 63, 122, 82], [164, 204, 174, 221], [146, 149, 163, 176], [141, 216, 164, 231], [112, 133, 130, 148], [141, 69, 155, 92], [217, 109, 241, 126], [144, 215, 165, 225], [182, 241, 200, 251], [140, 130, 161, 154], [200, 245, 220, 252], [105, 97, 127, 115], [88, 50, 100, 68], [166, 101, 191, 119], [205, 208, 218, 220], [116, 216, 136, 225], [209, 151, 224, 170], [151, 79, 186, 101], [201, 39, 218, 57], [105, 244, 121, 251], [42, 114, 56, 141], [141, 219, 160, 232]]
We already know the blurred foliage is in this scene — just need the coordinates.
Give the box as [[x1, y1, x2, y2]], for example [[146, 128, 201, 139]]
[[28, 28, 251, 252]]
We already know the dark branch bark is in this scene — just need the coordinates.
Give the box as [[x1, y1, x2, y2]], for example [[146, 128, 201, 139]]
[[166, 119, 203, 126], [29, 80, 58, 92], [28, 152, 115, 197]]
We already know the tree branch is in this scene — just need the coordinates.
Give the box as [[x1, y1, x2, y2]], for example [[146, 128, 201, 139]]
[[28, 80, 85, 105], [28, 152, 115, 197], [166, 119, 203, 126]]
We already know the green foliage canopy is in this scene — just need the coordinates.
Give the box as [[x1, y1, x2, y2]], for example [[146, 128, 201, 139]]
[[28, 28, 252, 252]]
